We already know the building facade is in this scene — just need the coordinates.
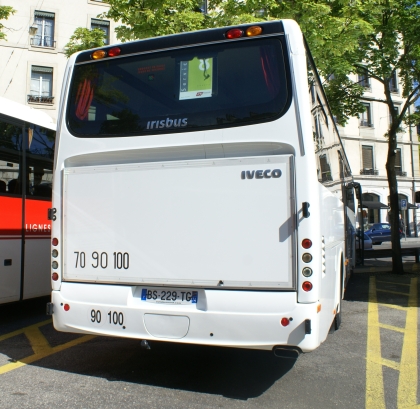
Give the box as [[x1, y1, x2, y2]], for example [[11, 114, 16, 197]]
[[0, 0, 118, 123], [337, 73, 420, 236]]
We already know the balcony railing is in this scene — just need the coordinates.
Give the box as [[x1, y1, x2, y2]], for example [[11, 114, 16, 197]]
[[27, 95, 54, 104], [360, 121, 373, 127], [360, 169, 379, 175], [30, 37, 56, 48], [395, 170, 407, 177]]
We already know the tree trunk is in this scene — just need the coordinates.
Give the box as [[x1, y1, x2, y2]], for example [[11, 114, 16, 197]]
[[386, 128, 404, 273]]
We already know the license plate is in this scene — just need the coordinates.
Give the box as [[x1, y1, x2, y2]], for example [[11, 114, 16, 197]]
[[141, 288, 198, 305]]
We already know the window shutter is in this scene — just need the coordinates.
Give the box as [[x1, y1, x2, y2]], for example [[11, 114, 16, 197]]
[[362, 146, 373, 169]]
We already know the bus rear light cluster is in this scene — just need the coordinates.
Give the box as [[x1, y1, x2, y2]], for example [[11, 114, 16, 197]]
[[302, 281, 313, 292], [92, 47, 121, 60], [226, 26, 263, 39], [52, 272, 59, 281]]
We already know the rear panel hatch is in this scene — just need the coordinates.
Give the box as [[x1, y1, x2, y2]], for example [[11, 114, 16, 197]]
[[63, 155, 296, 289]]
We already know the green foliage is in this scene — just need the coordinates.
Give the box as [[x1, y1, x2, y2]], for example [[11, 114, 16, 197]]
[[0, 5, 15, 40], [64, 27, 107, 58], [101, 0, 207, 41]]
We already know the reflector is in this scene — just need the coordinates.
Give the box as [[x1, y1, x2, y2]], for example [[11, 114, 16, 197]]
[[280, 317, 290, 326], [64, 304, 70, 311]]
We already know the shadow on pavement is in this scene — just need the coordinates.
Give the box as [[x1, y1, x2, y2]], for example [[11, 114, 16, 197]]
[[37, 337, 297, 400]]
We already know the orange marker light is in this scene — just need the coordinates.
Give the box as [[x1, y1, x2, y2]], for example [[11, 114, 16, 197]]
[[92, 50, 107, 60], [245, 26, 263, 37], [317, 304, 322, 313]]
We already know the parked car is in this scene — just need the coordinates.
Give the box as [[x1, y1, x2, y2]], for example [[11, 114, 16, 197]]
[[356, 233, 373, 249], [364, 223, 402, 244]]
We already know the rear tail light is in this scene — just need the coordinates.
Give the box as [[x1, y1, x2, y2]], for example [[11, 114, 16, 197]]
[[302, 239, 312, 249], [52, 272, 59, 281], [302, 281, 313, 292], [52, 238, 59, 246]]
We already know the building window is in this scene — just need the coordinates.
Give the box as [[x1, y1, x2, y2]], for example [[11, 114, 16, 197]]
[[28, 66, 54, 104], [319, 154, 332, 182], [358, 69, 370, 88], [361, 145, 374, 172], [32, 11, 55, 48], [395, 148, 405, 175], [389, 71, 398, 93], [91, 19, 110, 45], [360, 103, 372, 127]]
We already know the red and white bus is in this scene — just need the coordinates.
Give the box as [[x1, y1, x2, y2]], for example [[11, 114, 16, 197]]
[[0, 97, 56, 304]]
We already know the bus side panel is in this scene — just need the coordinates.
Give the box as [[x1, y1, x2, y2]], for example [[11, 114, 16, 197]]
[[0, 196, 22, 304], [22, 198, 52, 299]]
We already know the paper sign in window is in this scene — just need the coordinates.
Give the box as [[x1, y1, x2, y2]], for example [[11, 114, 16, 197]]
[[179, 57, 213, 100]]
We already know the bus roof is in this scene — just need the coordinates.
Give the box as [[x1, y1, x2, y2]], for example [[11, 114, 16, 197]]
[[0, 96, 56, 131]]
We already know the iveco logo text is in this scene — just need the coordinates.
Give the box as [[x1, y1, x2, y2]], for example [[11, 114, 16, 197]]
[[241, 169, 282, 179], [146, 117, 188, 129]]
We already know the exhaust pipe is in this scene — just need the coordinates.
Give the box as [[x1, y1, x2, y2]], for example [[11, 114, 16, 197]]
[[273, 346, 301, 359]]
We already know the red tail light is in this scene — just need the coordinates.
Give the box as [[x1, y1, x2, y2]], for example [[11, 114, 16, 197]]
[[226, 29, 243, 39], [302, 281, 313, 292], [302, 239, 312, 249], [52, 238, 59, 246], [52, 273, 59, 281]]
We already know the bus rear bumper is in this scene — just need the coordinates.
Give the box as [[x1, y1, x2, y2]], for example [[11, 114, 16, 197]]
[[52, 282, 323, 352]]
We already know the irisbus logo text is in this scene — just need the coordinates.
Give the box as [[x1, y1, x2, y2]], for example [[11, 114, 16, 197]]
[[146, 117, 188, 130], [241, 169, 282, 179]]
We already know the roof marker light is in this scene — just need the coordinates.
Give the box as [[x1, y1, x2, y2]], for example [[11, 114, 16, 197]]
[[108, 47, 121, 57], [226, 28, 244, 39], [245, 26, 263, 37], [92, 50, 107, 60]]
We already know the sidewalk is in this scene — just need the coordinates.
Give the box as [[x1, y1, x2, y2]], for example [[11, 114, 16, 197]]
[[355, 236, 420, 273]]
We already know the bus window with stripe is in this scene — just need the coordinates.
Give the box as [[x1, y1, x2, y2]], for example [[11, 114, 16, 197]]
[[67, 38, 291, 137]]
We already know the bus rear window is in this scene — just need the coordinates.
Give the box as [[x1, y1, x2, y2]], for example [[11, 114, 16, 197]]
[[67, 38, 291, 137]]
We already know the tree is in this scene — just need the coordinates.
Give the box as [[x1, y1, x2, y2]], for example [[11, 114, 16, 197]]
[[64, 27, 108, 58], [0, 5, 15, 40]]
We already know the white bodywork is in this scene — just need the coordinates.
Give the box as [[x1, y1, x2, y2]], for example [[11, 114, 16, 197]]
[[51, 20, 348, 352]]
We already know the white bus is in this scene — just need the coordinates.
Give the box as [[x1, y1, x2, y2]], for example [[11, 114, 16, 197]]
[[50, 20, 356, 355], [0, 97, 56, 304]]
